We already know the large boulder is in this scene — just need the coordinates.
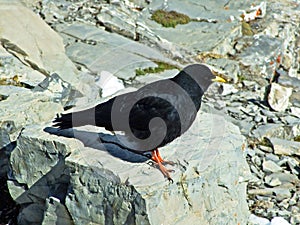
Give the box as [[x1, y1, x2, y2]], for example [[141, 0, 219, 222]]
[[8, 108, 251, 225]]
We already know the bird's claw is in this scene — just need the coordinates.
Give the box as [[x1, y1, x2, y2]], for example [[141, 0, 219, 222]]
[[162, 160, 176, 166]]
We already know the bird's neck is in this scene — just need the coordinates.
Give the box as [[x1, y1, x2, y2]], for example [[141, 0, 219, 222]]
[[171, 73, 204, 110]]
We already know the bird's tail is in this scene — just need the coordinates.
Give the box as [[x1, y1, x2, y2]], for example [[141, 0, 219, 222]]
[[53, 113, 74, 130], [53, 108, 102, 130]]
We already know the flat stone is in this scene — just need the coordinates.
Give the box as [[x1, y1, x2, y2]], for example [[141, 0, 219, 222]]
[[207, 58, 240, 83], [290, 107, 300, 118], [96, 3, 137, 40], [265, 175, 282, 187], [146, 1, 256, 57], [58, 23, 176, 81], [9, 111, 251, 225], [265, 154, 280, 162], [270, 217, 291, 225], [0, 90, 62, 136], [265, 173, 298, 186], [238, 35, 282, 78], [252, 124, 293, 140], [273, 188, 291, 202], [248, 214, 270, 225], [248, 188, 274, 197], [268, 83, 293, 112], [270, 138, 300, 156], [258, 145, 273, 153], [262, 160, 282, 173], [33, 73, 79, 106], [0, 2, 79, 87]]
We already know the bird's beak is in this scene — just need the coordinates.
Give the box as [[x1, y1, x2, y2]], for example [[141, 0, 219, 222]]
[[211, 75, 227, 83]]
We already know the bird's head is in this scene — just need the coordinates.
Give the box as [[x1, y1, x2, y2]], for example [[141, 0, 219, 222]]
[[182, 64, 227, 92]]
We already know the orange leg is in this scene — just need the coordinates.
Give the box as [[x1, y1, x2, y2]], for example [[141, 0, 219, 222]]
[[151, 149, 175, 182]]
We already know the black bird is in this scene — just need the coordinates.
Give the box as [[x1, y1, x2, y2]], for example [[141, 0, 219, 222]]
[[53, 64, 226, 180]]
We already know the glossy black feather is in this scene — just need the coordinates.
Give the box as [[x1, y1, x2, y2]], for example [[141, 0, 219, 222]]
[[53, 64, 215, 151]]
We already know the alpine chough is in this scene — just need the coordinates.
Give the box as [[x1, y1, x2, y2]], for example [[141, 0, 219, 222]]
[[53, 64, 226, 181]]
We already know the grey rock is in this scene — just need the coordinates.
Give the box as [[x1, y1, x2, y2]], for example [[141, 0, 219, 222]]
[[252, 124, 295, 140], [288, 193, 298, 206], [17, 203, 45, 225], [218, 83, 239, 96], [146, 1, 255, 57], [252, 155, 262, 167], [0, 45, 45, 87], [59, 23, 177, 81], [281, 115, 299, 125], [0, 89, 63, 135], [262, 160, 282, 173], [270, 217, 291, 225], [260, 109, 277, 118], [238, 35, 282, 78], [265, 175, 282, 187], [290, 214, 300, 224], [254, 148, 266, 157], [248, 188, 273, 197], [134, 69, 179, 85], [270, 138, 300, 156], [278, 198, 290, 209], [96, 2, 138, 40], [290, 106, 300, 118], [42, 197, 73, 225], [268, 83, 293, 112], [249, 165, 264, 179], [265, 154, 279, 162], [8, 111, 251, 225], [207, 58, 240, 83], [248, 214, 270, 225], [258, 145, 273, 153], [0, 128, 14, 178], [9, 126, 73, 225], [273, 189, 291, 202], [265, 173, 298, 186], [0, 2, 80, 88], [278, 69, 300, 90], [33, 73, 80, 106], [254, 115, 263, 123], [286, 157, 299, 175]]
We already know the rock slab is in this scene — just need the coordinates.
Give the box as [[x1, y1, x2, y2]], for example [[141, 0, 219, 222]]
[[8, 110, 251, 225]]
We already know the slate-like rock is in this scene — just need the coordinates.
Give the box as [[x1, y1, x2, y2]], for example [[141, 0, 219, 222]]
[[8, 110, 251, 225], [57, 23, 176, 81], [270, 138, 300, 156], [0, 90, 62, 135], [262, 160, 282, 173], [268, 83, 293, 112], [0, 1, 79, 87]]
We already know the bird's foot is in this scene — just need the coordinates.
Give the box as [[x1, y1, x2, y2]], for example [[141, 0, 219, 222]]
[[151, 149, 175, 182]]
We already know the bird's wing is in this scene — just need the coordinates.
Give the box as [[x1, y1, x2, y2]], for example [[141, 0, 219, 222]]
[[128, 95, 178, 131]]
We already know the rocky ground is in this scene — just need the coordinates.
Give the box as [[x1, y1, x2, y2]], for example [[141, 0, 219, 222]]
[[0, 0, 300, 225]]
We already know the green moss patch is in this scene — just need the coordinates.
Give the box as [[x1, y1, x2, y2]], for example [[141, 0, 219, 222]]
[[0, 75, 26, 88], [151, 9, 191, 28], [294, 136, 300, 142], [135, 61, 179, 76]]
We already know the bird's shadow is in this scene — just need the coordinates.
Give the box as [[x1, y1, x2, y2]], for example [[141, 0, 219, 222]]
[[44, 127, 149, 163]]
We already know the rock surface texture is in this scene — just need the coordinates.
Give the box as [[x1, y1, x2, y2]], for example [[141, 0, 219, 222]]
[[1, 0, 300, 225]]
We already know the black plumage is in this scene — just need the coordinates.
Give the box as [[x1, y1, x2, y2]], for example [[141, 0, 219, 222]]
[[53, 64, 226, 180]]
